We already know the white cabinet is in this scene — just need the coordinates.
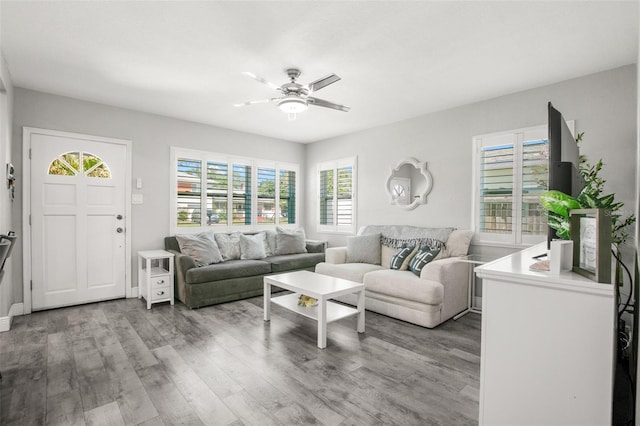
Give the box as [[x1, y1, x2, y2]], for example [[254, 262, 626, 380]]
[[475, 243, 616, 426], [138, 250, 174, 309]]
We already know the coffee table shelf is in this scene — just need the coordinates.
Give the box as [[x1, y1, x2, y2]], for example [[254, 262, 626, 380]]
[[264, 270, 365, 349], [271, 293, 360, 323]]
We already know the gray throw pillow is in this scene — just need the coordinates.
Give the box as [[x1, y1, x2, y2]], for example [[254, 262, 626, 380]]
[[240, 233, 267, 260], [275, 227, 307, 255], [346, 233, 381, 265], [263, 230, 277, 257], [175, 231, 223, 266], [214, 232, 242, 261]]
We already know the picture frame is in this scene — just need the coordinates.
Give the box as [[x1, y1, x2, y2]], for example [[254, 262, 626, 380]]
[[569, 208, 611, 284]]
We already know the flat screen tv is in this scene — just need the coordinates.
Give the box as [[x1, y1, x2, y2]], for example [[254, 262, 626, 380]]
[[547, 102, 585, 246]]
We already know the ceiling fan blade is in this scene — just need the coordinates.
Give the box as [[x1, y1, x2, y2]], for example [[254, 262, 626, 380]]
[[307, 74, 341, 92], [233, 98, 277, 108], [307, 97, 350, 112], [242, 72, 280, 91]]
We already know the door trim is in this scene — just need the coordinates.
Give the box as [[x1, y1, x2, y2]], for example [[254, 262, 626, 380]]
[[22, 127, 133, 314]]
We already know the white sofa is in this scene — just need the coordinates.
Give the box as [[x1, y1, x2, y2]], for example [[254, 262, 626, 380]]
[[315, 225, 473, 328]]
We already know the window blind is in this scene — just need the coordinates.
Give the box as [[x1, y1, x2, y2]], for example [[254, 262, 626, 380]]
[[279, 169, 296, 224], [177, 158, 202, 227], [257, 167, 276, 224], [479, 144, 514, 234], [206, 161, 228, 226]]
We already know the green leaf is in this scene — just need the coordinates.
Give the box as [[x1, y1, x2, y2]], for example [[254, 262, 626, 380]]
[[539, 191, 581, 217], [597, 193, 615, 207]]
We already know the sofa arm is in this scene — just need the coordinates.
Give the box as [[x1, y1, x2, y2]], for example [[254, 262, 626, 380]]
[[306, 240, 326, 253], [420, 256, 470, 321], [420, 256, 468, 283], [325, 247, 347, 264], [167, 249, 196, 304]]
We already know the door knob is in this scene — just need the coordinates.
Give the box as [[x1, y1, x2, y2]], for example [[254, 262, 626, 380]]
[[116, 227, 124, 233], [116, 214, 123, 220]]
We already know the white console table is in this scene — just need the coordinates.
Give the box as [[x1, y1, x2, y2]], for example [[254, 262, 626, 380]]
[[475, 242, 616, 426]]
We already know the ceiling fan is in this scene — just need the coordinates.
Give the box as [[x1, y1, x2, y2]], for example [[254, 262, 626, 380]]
[[234, 68, 350, 117]]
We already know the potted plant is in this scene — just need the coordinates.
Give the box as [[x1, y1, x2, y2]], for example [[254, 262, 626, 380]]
[[540, 133, 635, 247], [540, 133, 635, 290]]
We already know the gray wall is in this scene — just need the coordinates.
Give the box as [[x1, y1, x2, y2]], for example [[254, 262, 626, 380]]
[[0, 51, 14, 317], [304, 65, 638, 263], [11, 89, 306, 302]]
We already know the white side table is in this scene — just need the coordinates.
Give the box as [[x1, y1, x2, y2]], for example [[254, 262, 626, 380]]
[[454, 254, 494, 320], [138, 250, 175, 309]]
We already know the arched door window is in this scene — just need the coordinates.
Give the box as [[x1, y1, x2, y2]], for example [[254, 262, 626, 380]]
[[48, 151, 111, 178]]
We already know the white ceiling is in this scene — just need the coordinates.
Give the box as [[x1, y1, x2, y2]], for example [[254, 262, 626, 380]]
[[1, 1, 638, 143]]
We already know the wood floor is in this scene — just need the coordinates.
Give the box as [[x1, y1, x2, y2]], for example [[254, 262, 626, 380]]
[[0, 296, 481, 425]]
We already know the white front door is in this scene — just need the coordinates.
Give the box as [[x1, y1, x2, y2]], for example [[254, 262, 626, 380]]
[[30, 131, 127, 310]]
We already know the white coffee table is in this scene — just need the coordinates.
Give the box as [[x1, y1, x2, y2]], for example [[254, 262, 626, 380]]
[[264, 270, 365, 349]]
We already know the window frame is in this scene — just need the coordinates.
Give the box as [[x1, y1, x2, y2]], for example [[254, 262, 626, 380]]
[[170, 147, 300, 234], [472, 123, 573, 247], [316, 156, 357, 235]]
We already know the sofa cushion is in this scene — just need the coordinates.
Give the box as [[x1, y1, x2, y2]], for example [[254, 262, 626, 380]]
[[215, 232, 242, 261], [409, 246, 441, 276], [267, 252, 326, 273], [275, 227, 308, 255], [240, 233, 267, 260], [185, 259, 271, 284], [175, 231, 223, 266], [315, 262, 384, 283], [346, 233, 381, 265], [364, 269, 444, 305]]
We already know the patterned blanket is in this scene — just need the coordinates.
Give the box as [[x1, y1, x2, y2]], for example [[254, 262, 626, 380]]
[[358, 225, 454, 249]]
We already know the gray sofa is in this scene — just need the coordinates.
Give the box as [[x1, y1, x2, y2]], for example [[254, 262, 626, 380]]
[[165, 232, 325, 309], [315, 225, 472, 328]]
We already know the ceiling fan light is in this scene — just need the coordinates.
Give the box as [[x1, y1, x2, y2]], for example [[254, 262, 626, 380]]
[[277, 96, 308, 114]]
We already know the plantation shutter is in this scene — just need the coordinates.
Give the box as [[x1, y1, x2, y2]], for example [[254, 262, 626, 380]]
[[521, 140, 549, 236], [177, 158, 202, 227], [479, 141, 514, 235], [337, 166, 353, 226], [206, 161, 228, 226], [233, 164, 252, 225], [257, 167, 276, 224], [319, 169, 334, 226], [279, 169, 296, 224]]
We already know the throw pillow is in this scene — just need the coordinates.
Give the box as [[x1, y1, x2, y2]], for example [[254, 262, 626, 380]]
[[275, 227, 307, 255], [409, 245, 441, 276], [214, 232, 242, 261], [441, 229, 473, 258], [263, 230, 277, 257], [346, 233, 381, 265], [175, 231, 223, 266], [240, 233, 267, 260], [390, 245, 419, 271]]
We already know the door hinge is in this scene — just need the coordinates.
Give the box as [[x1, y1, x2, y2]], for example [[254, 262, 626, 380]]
[[29, 148, 32, 159], [29, 214, 31, 226], [30, 280, 33, 290]]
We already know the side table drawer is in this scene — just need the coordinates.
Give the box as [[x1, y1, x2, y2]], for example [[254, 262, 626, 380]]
[[151, 274, 171, 288], [150, 284, 171, 301]]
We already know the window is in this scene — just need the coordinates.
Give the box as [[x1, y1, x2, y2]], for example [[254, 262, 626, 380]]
[[317, 157, 357, 233], [171, 148, 299, 232], [48, 151, 111, 178], [473, 125, 550, 246]]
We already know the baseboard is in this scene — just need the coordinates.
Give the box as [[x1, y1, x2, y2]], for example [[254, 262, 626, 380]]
[[0, 302, 25, 332]]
